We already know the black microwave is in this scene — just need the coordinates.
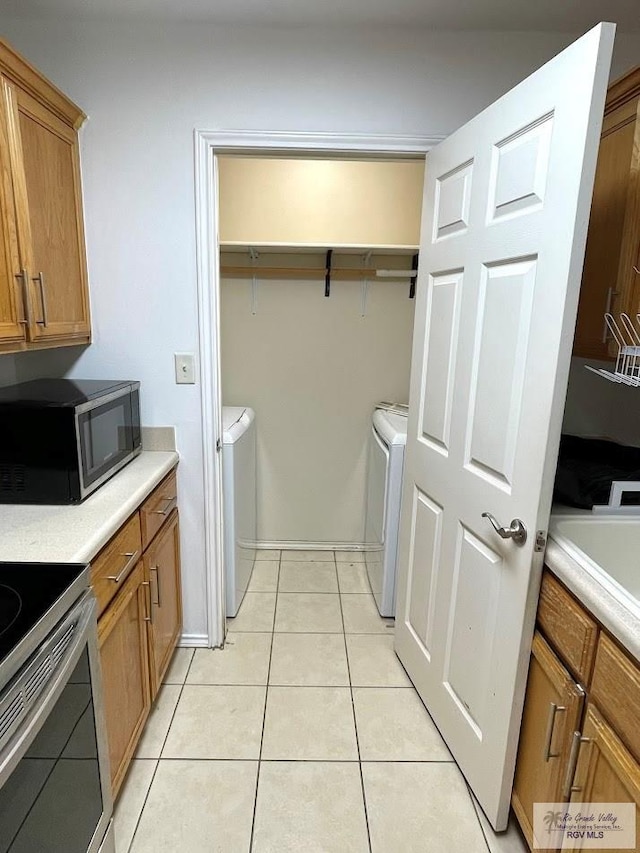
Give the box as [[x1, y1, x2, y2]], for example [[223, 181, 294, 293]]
[[0, 378, 142, 504]]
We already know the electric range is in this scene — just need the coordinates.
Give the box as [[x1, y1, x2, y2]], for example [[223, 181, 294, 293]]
[[0, 561, 114, 852]]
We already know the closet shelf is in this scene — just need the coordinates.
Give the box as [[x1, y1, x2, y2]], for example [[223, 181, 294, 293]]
[[220, 245, 419, 284], [219, 264, 417, 281]]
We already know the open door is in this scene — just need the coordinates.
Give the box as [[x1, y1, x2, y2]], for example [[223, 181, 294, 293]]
[[394, 24, 615, 831]]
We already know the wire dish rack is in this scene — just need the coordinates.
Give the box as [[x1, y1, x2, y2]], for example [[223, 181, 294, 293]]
[[585, 313, 640, 385]]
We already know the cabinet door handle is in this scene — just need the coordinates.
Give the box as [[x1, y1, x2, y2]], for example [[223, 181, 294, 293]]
[[151, 565, 162, 607], [32, 272, 48, 327], [543, 702, 566, 761], [152, 496, 177, 516], [142, 580, 153, 623], [14, 269, 32, 326], [107, 551, 138, 584], [562, 731, 591, 797]]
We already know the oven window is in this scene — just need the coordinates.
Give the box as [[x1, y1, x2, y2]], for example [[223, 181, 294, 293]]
[[79, 394, 134, 489], [0, 650, 104, 852]]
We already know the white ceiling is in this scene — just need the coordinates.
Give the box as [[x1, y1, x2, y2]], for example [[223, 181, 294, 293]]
[[2, 0, 640, 31]]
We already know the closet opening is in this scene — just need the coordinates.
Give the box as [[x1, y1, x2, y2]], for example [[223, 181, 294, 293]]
[[215, 152, 426, 637]]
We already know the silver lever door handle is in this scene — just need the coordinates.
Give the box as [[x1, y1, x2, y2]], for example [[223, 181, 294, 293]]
[[482, 512, 527, 546]]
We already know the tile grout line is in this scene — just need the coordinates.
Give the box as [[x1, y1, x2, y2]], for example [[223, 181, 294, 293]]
[[467, 783, 494, 853], [126, 648, 196, 853], [248, 551, 280, 852], [336, 551, 373, 853]]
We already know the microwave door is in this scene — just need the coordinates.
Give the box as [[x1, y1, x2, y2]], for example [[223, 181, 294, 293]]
[[77, 394, 134, 495]]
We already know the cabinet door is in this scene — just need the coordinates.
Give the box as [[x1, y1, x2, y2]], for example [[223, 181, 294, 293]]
[[145, 509, 182, 698], [98, 560, 151, 798], [569, 704, 640, 851], [0, 79, 26, 343], [512, 632, 586, 850], [573, 93, 640, 359], [5, 80, 90, 342]]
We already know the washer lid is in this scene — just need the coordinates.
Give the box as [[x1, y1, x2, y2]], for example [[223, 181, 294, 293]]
[[222, 406, 255, 443], [373, 409, 408, 446]]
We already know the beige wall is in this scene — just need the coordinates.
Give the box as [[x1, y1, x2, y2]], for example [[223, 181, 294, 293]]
[[218, 157, 425, 248], [221, 253, 414, 545]]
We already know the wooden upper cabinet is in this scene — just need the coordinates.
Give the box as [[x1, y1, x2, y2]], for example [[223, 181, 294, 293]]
[[0, 82, 26, 343], [573, 66, 640, 360], [0, 38, 90, 351], [7, 84, 90, 340]]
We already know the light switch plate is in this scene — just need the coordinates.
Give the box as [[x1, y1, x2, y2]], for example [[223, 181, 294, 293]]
[[174, 353, 196, 384]]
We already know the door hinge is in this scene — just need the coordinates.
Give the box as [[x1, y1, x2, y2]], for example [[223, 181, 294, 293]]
[[216, 438, 222, 453], [534, 530, 547, 552]]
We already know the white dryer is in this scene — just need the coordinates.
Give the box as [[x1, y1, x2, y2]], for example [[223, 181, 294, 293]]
[[222, 407, 257, 618], [364, 408, 408, 617]]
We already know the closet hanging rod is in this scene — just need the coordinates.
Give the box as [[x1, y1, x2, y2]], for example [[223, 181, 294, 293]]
[[219, 265, 418, 280]]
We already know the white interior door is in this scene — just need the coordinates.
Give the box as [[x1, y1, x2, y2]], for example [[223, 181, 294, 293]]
[[394, 23, 614, 831]]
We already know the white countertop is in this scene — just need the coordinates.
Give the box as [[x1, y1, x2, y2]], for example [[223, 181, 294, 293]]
[[0, 450, 179, 564], [546, 534, 640, 662]]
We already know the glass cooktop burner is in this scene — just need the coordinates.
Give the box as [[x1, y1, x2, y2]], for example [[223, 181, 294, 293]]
[[0, 584, 22, 640], [0, 563, 88, 668]]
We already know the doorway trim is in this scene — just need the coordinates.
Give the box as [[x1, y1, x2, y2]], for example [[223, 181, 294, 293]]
[[194, 129, 445, 648]]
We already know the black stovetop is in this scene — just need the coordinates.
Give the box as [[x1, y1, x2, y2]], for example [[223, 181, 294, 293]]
[[0, 563, 88, 668]]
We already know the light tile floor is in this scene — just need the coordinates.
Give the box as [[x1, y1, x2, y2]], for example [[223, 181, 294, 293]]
[[115, 550, 529, 852]]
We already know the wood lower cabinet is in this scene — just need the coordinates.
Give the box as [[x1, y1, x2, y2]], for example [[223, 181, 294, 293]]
[[570, 705, 640, 850], [0, 38, 90, 352], [512, 633, 585, 849], [144, 508, 182, 698], [95, 467, 182, 798], [514, 569, 640, 852], [97, 560, 151, 797]]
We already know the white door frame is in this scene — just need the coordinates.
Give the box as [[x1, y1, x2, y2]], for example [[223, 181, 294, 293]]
[[194, 129, 444, 648]]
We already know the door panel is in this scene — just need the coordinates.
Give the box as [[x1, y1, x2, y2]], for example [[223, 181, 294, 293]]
[[406, 487, 442, 652], [395, 24, 615, 830], [418, 271, 461, 454], [7, 83, 90, 341], [145, 510, 182, 698], [465, 258, 536, 487]]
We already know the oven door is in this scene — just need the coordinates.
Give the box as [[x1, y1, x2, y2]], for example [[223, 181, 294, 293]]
[[0, 592, 113, 853], [76, 386, 141, 498]]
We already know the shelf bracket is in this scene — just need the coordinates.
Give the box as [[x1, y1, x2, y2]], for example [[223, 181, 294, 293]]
[[325, 249, 333, 297], [409, 253, 418, 299]]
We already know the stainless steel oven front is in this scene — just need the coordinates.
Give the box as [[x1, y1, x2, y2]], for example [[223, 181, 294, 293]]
[[0, 592, 114, 853]]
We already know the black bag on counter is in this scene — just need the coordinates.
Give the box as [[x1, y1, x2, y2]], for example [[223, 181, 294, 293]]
[[553, 434, 640, 509]]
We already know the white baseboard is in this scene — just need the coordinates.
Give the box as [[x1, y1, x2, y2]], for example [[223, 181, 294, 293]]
[[255, 540, 376, 552], [179, 633, 209, 648]]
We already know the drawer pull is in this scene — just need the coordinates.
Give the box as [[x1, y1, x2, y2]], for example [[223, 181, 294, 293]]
[[543, 702, 566, 761], [152, 496, 177, 516], [563, 731, 591, 797], [142, 580, 153, 623], [150, 565, 161, 607], [107, 551, 138, 584]]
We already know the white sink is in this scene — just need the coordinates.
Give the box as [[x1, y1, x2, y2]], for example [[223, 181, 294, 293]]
[[550, 515, 640, 618]]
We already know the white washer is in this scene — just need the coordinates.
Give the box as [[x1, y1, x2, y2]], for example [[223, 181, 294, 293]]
[[364, 409, 408, 617], [222, 407, 257, 617]]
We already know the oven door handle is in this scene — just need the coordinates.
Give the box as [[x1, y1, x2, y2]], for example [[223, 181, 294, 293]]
[[0, 591, 97, 789]]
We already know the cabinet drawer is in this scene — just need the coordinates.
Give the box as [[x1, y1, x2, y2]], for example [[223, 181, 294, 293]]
[[537, 571, 598, 685], [591, 633, 640, 764], [91, 513, 142, 617], [140, 469, 178, 549]]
